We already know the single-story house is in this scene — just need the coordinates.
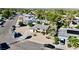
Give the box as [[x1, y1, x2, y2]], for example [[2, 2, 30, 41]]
[[30, 25, 49, 33], [22, 13, 36, 24], [58, 28, 79, 41], [17, 13, 36, 25], [74, 17, 79, 25]]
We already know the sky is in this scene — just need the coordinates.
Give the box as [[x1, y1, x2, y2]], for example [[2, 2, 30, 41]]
[[0, 0, 79, 8]]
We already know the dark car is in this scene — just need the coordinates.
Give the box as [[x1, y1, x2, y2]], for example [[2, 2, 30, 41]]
[[14, 32, 22, 38], [60, 39, 65, 45], [0, 43, 10, 50], [0, 20, 5, 25], [25, 35, 32, 39], [12, 25, 16, 31], [44, 44, 55, 49]]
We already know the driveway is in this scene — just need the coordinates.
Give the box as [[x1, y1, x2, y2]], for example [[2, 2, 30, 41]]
[[15, 26, 53, 44], [29, 33, 53, 44]]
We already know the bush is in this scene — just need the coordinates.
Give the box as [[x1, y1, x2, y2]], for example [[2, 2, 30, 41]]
[[28, 23, 34, 27], [19, 21, 26, 26], [54, 36, 59, 45], [37, 21, 42, 24], [41, 32, 45, 35], [44, 23, 48, 25], [33, 34, 37, 36], [68, 36, 79, 48], [75, 25, 79, 29], [68, 43, 72, 48]]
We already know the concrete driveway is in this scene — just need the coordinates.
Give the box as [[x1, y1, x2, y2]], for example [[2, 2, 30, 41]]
[[15, 26, 53, 44]]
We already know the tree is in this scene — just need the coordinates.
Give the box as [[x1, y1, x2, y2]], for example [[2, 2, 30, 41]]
[[2, 9, 12, 18], [66, 10, 75, 23], [19, 21, 26, 26], [75, 25, 79, 29], [34, 9, 46, 19], [53, 36, 59, 45], [68, 36, 79, 48]]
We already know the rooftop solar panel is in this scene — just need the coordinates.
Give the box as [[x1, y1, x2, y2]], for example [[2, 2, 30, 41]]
[[67, 30, 79, 35]]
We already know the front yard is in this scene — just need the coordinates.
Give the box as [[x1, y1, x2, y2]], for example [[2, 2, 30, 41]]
[[15, 26, 53, 44]]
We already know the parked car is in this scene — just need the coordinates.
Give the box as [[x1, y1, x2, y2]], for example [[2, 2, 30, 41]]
[[14, 32, 22, 38], [12, 25, 16, 31], [25, 35, 32, 39], [0, 43, 10, 50], [44, 44, 55, 49], [60, 39, 65, 45], [0, 20, 5, 25]]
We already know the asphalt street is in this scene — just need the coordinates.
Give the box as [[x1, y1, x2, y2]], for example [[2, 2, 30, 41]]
[[0, 17, 17, 43]]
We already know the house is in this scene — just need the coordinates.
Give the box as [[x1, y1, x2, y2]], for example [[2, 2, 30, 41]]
[[69, 17, 79, 27], [17, 13, 36, 24], [58, 28, 79, 41], [73, 17, 79, 25], [16, 13, 36, 27], [30, 25, 49, 33], [22, 13, 36, 24]]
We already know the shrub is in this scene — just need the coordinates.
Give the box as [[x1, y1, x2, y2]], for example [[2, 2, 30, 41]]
[[68, 36, 79, 48], [75, 25, 79, 29], [28, 23, 34, 27], [19, 21, 26, 26], [37, 21, 42, 24], [19, 21, 24, 26], [68, 43, 72, 48], [54, 36, 59, 45], [33, 34, 37, 36], [44, 23, 48, 25], [41, 32, 45, 35]]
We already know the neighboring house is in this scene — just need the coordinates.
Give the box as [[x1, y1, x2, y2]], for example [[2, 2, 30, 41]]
[[22, 13, 36, 24], [17, 13, 36, 24], [16, 13, 36, 27], [73, 17, 79, 25], [58, 28, 79, 41], [69, 17, 79, 27], [30, 25, 49, 33]]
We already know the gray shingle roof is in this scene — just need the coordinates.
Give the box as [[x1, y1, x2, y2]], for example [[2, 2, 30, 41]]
[[32, 25, 49, 30]]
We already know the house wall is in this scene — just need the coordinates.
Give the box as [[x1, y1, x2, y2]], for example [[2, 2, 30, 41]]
[[58, 28, 79, 40]]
